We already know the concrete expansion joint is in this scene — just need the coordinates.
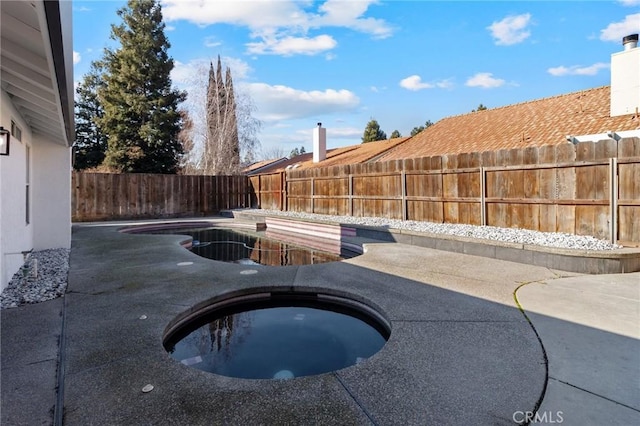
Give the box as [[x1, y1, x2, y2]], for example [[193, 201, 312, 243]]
[[333, 373, 379, 426], [291, 265, 302, 284], [54, 290, 69, 426], [25, 358, 57, 366], [549, 377, 640, 413]]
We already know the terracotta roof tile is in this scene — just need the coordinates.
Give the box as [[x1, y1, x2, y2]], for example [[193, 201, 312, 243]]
[[243, 158, 287, 174], [297, 137, 409, 169], [250, 137, 410, 173], [379, 86, 639, 162]]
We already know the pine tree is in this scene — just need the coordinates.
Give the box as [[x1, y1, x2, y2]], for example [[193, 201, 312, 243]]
[[410, 119, 434, 136], [99, 0, 185, 173], [289, 146, 306, 158], [361, 118, 387, 143], [73, 61, 107, 170]]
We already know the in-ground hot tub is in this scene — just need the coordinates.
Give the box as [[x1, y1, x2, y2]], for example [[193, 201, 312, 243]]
[[163, 290, 390, 379]]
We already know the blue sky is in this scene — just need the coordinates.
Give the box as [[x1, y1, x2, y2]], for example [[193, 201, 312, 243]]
[[72, 0, 640, 158]]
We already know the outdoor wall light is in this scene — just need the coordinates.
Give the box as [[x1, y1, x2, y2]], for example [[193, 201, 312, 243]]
[[0, 127, 9, 156]]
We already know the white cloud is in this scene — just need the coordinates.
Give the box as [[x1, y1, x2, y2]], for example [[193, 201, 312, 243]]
[[171, 57, 252, 88], [547, 62, 609, 76], [161, 0, 304, 28], [171, 60, 202, 86], [400, 75, 434, 91], [246, 83, 360, 121], [294, 125, 362, 140], [313, 0, 393, 39], [399, 75, 452, 91], [618, 0, 640, 6], [600, 14, 640, 42], [73, 51, 81, 65], [487, 13, 532, 46], [465, 73, 505, 88], [165, 25, 176, 31], [247, 34, 337, 56], [160, 0, 392, 56], [223, 57, 252, 80], [204, 36, 222, 48], [325, 126, 362, 138]]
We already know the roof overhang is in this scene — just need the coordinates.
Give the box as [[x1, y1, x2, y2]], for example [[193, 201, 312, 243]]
[[1, 0, 74, 147]]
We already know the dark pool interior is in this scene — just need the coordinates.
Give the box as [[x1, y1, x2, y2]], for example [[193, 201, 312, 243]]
[[164, 293, 389, 379], [148, 227, 356, 266]]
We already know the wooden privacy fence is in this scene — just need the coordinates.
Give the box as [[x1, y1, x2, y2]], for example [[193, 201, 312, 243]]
[[252, 138, 640, 244], [72, 172, 254, 222]]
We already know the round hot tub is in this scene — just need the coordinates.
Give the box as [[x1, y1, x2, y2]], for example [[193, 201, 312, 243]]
[[163, 291, 390, 379]]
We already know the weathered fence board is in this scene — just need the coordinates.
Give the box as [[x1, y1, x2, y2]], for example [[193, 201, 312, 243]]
[[252, 139, 640, 244], [249, 172, 283, 211], [73, 140, 640, 243], [72, 172, 252, 222]]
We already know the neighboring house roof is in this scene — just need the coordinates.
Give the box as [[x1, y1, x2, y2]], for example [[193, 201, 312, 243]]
[[379, 86, 639, 162], [244, 157, 288, 175], [0, 0, 74, 146], [298, 137, 410, 169], [249, 137, 410, 174]]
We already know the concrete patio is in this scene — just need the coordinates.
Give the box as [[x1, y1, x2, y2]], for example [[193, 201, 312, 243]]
[[2, 216, 639, 425]]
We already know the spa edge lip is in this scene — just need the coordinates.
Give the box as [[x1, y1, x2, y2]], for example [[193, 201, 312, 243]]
[[163, 290, 391, 380]]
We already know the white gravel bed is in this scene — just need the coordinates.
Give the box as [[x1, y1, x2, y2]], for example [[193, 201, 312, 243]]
[[247, 209, 621, 251], [1, 248, 70, 309]]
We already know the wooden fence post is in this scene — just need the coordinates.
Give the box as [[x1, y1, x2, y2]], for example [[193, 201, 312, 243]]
[[280, 171, 286, 211], [609, 157, 618, 244], [257, 175, 262, 208], [480, 166, 486, 226], [348, 174, 353, 216], [310, 177, 315, 214], [401, 171, 407, 220]]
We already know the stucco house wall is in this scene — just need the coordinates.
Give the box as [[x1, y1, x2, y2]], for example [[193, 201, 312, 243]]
[[0, 91, 35, 288], [31, 135, 72, 251], [0, 0, 74, 291]]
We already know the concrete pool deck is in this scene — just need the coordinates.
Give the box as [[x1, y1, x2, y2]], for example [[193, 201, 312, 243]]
[[2, 217, 639, 425]]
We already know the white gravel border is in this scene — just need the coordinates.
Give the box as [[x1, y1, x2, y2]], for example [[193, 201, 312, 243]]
[[246, 209, 621, 251], [1, 248, 70, 309]]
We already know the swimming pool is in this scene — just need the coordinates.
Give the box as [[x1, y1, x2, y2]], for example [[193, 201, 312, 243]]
[[142, 226, 357, 266]]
